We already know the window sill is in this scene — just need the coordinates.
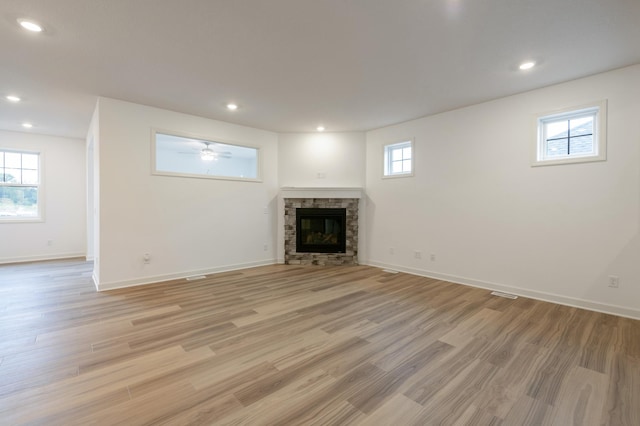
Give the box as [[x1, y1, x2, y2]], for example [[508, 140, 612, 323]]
[[531, 154, 606, 167], [0, 217, 44, 224], [383, 172, 414, 179]]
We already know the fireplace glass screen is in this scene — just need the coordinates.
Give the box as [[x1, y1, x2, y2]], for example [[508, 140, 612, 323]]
[[296, 208, 346, 253]]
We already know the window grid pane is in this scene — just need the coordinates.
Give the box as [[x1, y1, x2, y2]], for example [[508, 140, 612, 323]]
[[5, 168, 21, 183], [569, 135, 594, 155], [0, 150, 41, 219], [0, 186, 39, 218], [384, 141, 413, 176], [5, 152, 21, 168], [22, 154, 39, 170], [542, 112, 596, 159]]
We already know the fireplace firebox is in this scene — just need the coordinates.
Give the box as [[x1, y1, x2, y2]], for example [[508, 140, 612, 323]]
[[296, 208, 346, 253]]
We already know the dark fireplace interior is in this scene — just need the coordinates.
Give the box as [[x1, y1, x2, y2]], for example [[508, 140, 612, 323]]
[[296, 208, 346, 253]]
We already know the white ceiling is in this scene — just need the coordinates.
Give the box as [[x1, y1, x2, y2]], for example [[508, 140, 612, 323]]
[[1, 0, 639, 139]]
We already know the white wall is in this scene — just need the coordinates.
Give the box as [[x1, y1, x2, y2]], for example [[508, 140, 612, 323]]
[[365, 64, 640, 318], [278, 132, 366, 187], [276, 132, 366, 262], [0, 130, 86, 263], [95, 98, 279, 289]]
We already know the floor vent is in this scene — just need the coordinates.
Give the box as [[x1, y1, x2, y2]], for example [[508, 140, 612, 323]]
[[186, 275, 207, 281], [382, 269, 399, 274], [490, 291, 518, 299]]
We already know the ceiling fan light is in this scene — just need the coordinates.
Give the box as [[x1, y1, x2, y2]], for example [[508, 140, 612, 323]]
[[201, 148, 217, 161]]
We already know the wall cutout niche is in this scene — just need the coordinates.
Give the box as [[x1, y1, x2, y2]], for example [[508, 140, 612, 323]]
[[152, 130, 261, 181]]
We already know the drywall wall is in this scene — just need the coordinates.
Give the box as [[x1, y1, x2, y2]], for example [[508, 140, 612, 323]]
[[278, 132, 366, 187], [0, 130, 86, 263], [365, 64, 640, 318], [276, 132, 367, 262], [95, 98, 279, 289]]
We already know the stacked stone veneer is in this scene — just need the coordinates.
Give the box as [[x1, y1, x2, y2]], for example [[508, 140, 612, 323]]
[[284, 198, 358, 265]]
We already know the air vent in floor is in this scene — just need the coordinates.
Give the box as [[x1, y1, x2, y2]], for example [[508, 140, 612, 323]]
[[490, 291, 518, 299], [186, 275, 207, 281]]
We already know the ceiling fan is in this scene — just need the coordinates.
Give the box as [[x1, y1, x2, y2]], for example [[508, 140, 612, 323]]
[[180, 141, 232, 161]]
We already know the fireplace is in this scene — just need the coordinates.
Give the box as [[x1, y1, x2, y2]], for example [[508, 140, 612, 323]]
[[296, 208, 346, 253], [282, 190, 361, 265]]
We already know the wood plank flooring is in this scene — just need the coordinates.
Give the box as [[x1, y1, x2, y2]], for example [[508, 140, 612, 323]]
[[0, 259, 639, 425]]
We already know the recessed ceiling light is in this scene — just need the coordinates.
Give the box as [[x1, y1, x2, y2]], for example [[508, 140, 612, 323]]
[[226, 103, 238, 110], [22, 122, 33, 128], [6, 95, 21, 102], [519, 61, 536, 70], [317, 126, 325, 132], [18, 19, 43, 32]]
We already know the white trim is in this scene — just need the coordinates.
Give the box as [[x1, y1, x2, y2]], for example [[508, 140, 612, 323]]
[[532, 100, 607, 167], [92, 271, 99, 291], [280, 187, 363, 199], [0, 148, 44, 221], [0, 252, 86, 265], [364, 260, 640, 320], [151, 128, 263, 182], [383, 139, 414, 178], [96, 259, 276, 291]]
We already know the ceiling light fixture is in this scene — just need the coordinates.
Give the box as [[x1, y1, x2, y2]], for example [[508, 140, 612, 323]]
[[226, 103, 238, 111], [519, 61, 536, 70], [22, 122, 33, 128], [18, 19, 43, 32], [317, 126, 325, 132], [6, 95, 21, 102], [201, 148, 216, 161]]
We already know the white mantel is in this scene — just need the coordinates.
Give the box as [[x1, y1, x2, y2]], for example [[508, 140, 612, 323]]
[[280, 187, 364, 199]]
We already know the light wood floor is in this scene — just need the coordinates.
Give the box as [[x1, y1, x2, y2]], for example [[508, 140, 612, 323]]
[[0, 259, 638, 425]]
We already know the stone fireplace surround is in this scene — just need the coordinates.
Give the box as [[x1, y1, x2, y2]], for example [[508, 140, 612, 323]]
[[281, 187, 362, 266]]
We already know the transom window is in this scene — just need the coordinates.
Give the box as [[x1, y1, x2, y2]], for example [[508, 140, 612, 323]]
[[152, 130, 261, 182], [383, 140, 413, 177], [0, 149, 41, 220], [534, 101, 607, 166]]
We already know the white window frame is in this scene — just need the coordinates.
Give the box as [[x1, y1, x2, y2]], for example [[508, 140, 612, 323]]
[[383, 139, 414, 178], [151, 129, 262, 182], [533, 100, 607, 167], [0, 149, 43, 223]]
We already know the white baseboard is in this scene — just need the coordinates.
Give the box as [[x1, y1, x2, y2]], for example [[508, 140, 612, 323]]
[[96, 259, 277, 291], [0, 252, 86, 265], [365, 260, 640, 320]]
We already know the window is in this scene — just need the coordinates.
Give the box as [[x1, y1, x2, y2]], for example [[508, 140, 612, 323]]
[[383, 140, 413, 177], [533, 101, 607, 166], [152, 130, 261, 181], [0, 150, 41, 220]]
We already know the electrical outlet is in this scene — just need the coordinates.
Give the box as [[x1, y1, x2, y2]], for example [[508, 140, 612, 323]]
[[608, 275, 619, 288], [430, 253, 436, 261], [389, 247, 395, 255], [414, 251, 422, 259], [263, 244, 268, 251], [317, 172, 326, 179], [47, 240, 53, 246], [143, 253, 151, 264]]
